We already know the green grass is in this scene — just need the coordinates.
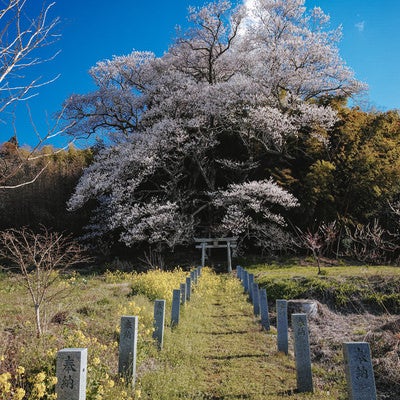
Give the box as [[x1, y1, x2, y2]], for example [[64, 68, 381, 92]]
[[246, 263, 400, 312], [137, 270, 343, 399]]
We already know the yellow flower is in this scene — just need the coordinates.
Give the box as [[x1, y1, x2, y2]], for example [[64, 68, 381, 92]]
[[46, 348, 57, 358], [92, 357, 101, 366], [135, 389, 142, 399], [97, 385, 104, 395], [0, 355, 5, 362], [106, 379, 115, 388], [35, 371, 46, 383], [0, 372, 12, 393], [49, 376, 58, 386], [0, 372, 11, 380], [75, 330, 86, 342], [16, 366, 25, 375], [32, 382, 46, 398], [13, 387, 26, 400]]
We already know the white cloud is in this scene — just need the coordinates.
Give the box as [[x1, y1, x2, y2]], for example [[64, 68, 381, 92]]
[[244, 0, 257, 13], [355, 21, 365, 32], [243, 0, 260, 23], [238, 0, 264, 37]]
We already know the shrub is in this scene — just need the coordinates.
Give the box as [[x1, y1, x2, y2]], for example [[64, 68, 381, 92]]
[[130, 268, 188, 303]]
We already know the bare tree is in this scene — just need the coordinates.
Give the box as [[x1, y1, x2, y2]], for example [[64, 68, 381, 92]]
[[0, 0, 59, 113], [297, 221, 338, 274], [344, 219, 400, 265], [0, 0, 75, 189], [0, 227, 90, 337]]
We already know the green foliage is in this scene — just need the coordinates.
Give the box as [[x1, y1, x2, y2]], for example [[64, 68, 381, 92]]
[[331, 108, 400, 222], [304, 160, 336, 219], [254, 263, 400, 311], [276, 103, 400, 230], [257, 277, 307, 300], [364, 292, 400, 313]]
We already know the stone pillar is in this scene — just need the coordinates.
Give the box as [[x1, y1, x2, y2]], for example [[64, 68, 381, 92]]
[[243, 270, 249, 293], [343, 342, 377, 400], [193, 269, 198, 284], [288, 300, 318, 319], [236, 265, 242, 280], [292, 313, 313, 393], [190, 271, 195, 286], [260, 288, 270, 331], [276, 299, 288, 355], [171, 289, 181, 327], [186, 277, 191, 301], [248, 274, 254, 301], [56, 348, 87, 400], [118, 316, 138, 386], [153, 300, 166, 350], [252, 283, 260, 316], [180, 283, 187, 304], [201, 243, 206, 267], [227, 241, 232, 273]]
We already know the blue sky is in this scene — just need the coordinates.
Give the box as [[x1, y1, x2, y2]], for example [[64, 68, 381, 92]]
[[306, 0, 400, 110], [4, 0, 400, 148]]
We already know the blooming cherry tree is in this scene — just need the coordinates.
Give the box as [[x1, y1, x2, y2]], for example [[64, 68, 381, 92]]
[[212, 179, 299, 250], [65, 0, 364, 254]]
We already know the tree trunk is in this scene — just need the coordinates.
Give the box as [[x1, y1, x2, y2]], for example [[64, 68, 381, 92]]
[[35, 304, 42, 338]]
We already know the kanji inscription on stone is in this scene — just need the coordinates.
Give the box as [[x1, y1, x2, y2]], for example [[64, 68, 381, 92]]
[[171, 289, 181, 327], [276, 299, 288, 354], [118, 316, 138, 386], [56, 348, 87, 400], [153, 299, 166, 350], [259, 288, 270, 331], [292, 313, 313, 393], [343, 342, 377, 400]]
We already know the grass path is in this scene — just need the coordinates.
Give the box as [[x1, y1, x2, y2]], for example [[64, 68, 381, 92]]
[[138, 270, 343, 399], [197, 274, 290, 399]]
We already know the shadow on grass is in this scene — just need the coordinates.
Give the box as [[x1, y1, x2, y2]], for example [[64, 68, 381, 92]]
[[201, 396, 251, 399], [198, 330, 249, 335], [205, 353, 265, 361], [277, 388, 302, 396], [209, 314, 250, 318]]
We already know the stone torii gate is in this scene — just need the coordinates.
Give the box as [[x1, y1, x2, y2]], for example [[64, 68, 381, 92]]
[[194, 237, 238, 273]]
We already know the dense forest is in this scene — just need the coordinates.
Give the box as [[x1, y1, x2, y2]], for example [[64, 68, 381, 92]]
[[0, 143, 93, 234], [2, 101, 400, 265]]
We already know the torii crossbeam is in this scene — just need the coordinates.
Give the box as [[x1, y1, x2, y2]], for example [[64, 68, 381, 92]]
[[194, 237, 238, 273]]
